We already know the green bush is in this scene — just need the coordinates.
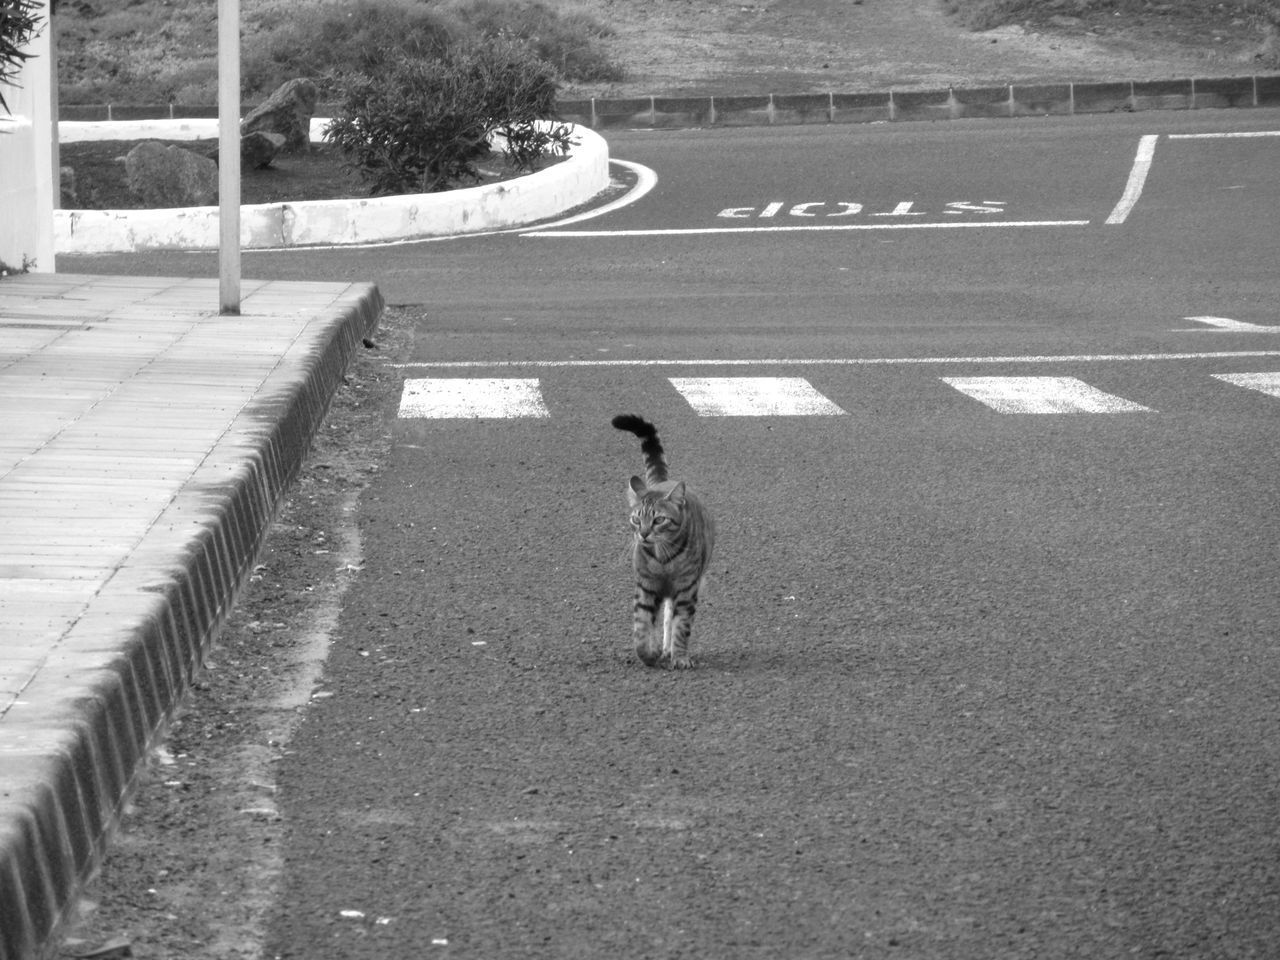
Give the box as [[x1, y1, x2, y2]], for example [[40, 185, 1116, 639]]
[[324, 39, 574, 195]]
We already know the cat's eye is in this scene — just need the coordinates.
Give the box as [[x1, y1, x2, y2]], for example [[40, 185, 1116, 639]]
[[652, 516, 669, 526], [629, 515, 640, 526]]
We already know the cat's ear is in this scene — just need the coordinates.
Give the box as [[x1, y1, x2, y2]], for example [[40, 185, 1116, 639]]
[[627, 475, 646, 506], [662, 481, 686, 503]]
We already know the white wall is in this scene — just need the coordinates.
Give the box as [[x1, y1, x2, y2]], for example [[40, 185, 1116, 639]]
[[54, 120, 611, 252], [0, 16, 55, 272]]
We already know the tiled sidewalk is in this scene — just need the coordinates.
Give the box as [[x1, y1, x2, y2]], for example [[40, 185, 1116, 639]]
[[0, 273, 383, 960]]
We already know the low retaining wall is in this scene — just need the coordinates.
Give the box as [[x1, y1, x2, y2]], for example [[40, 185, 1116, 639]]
[[60, 75, 1280, 132], [554, 75, 1280, 128], [54, 120, 610, 253]]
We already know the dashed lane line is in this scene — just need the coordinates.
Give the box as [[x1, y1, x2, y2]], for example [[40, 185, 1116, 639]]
[[1105, 134, 1159, 225]]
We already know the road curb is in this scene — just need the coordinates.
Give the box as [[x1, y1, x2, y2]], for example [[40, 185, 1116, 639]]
[[54, 120, 610, 253], [0, 278, 383, 960]]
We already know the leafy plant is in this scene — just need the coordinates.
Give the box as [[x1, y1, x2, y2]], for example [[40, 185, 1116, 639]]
[[499, 119, 575, 171], [324, 40, 574, 195], [1, 0, 42, 115]]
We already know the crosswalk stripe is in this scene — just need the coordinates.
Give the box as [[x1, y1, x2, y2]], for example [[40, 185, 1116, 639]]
[[1212, 372, 1280, 399], [668, 377, 847, 416], [940, 376, 1154, 414], [395, 372, 1280, 420], [398, 378, 550, 419]]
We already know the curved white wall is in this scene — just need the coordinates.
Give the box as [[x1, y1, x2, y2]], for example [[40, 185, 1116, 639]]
[[54, 120, 609, 253]]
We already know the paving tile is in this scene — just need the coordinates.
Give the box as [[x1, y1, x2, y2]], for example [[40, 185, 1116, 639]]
[[0, 271, 384, 958]]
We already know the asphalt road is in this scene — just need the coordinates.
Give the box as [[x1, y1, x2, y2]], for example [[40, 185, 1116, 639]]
[[64, 109, 1280, 958]]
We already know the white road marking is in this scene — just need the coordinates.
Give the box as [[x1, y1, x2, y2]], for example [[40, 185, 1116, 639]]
[[522, 159, 658, 231], [1167, 131, 1280, 139], [397, 378, 550, 418], [1183, 316, 1280, 333], [1212, 372, 1280, 399], [669, 377, 846, 416], [941, 376, 1154, 414], [523, 220, 1090, 238], [388, 350, 1280, 370], [1105, 134, 1159, 225], [872, 201, 925, 217]]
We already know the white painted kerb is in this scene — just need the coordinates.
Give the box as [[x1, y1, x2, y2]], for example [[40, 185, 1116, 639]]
[[54, 119, 610, 253]]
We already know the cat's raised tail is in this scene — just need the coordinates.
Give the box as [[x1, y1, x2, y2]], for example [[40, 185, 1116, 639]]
[[611, 414, 668, 487]]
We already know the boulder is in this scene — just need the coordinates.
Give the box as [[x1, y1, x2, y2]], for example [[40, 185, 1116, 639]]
[[238, 130, 287, 169], [240, 78, 317, 154], [124, 141, 219, 207]]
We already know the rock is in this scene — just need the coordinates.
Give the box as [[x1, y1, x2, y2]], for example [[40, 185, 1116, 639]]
[[241, 130, 287, 169], [124, 141, 219, 207], [240, 78, 317, 154]]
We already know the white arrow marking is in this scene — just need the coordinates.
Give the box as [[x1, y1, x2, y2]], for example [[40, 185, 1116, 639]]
[[1212, 372, 1280, 399], [1184, 316, 1280, 333]]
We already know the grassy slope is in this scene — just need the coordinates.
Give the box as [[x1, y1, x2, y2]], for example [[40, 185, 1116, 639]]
[[54, 0, 1279, 105]]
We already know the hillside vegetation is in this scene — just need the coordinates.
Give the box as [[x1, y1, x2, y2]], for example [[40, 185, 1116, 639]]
[[55, 0, 620, 104], [53, 0, 1280, 106]]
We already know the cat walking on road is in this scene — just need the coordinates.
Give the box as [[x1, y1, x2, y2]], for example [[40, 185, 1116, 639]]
[[611, 414, 715, 669]]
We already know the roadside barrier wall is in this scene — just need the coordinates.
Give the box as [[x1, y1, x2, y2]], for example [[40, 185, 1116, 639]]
[[59, 75, 1280, 130]]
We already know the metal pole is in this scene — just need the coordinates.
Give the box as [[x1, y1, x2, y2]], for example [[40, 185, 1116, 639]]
[[217, 0, 241, 314]]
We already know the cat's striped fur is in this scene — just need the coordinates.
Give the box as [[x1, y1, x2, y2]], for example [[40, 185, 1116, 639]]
[[611, 414, 715, 669]]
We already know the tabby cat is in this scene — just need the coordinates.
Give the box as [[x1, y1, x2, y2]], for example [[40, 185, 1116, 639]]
[[611, 414, 715, 669]]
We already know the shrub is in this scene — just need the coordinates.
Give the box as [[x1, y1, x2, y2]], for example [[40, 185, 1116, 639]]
[[1, 0, 43, 114], [324, 39, 574, 195]]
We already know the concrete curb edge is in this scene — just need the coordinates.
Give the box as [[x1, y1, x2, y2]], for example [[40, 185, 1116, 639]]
[[54, 121, 610, 254], [0, 282, 384, 960]]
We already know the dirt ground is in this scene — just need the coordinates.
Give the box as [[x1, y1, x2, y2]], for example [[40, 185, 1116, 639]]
[[59, 139, 565, 210], [59, 308, 415, 960], [561, 0, 1276, 98], [54, 1, 1276, 957]]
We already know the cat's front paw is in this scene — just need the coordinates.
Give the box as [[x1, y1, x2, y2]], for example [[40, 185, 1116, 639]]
[[669, 655, 695, 670], [635, 642, 663, 667]]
